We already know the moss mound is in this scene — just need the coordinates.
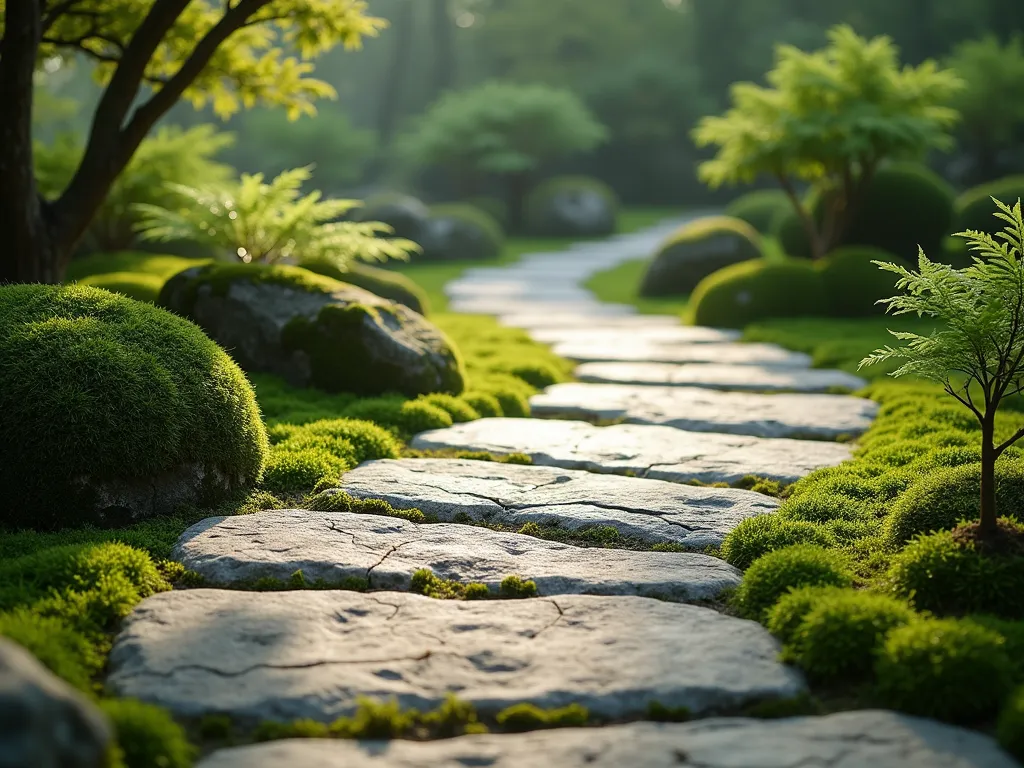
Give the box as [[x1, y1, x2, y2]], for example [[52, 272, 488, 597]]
[[298, 258, 430, 315], [419, 204, 504, 262], [640, 215, 762, 298], [954, 176, 1024, 237], [0, 284, 267, 529], [524, 176, 618, 237], [732, 544, 853, 620], [101, 698, 195, 768], [725, 190, 792, 234], [720, 515, 836, 570], [77, 272, 165, 303], [816, 247, 900, 318], [688, 258, 828, 328]]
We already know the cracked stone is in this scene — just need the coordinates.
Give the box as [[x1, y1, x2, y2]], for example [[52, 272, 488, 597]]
[[174, 508, 741, 600], [336, 459, 777, 548], [106, 590, 804, 724], [551, 340, 811, 366], [194, 712, 1020, 768], [410, 419, 853, 484], [530, 383, 878, 440], [575, 361, 866, 392]]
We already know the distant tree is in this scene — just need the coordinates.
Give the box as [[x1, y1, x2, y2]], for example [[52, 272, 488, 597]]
[[399, 81, 607, 230], [862, 199, 1024, 539], [694, 25, 962, 260], [0, 0, 384, 284]]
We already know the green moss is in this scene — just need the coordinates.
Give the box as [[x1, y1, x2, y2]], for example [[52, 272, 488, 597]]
[[161, 262, 342, 308], [78, 272, 165, 303], [298, 258, 430, 315], [410, 568, 491, 600], [261, 447, 350, 495], [0, 611, 100, 691], [778, 491, 871, 524], [765, 586, 848, 646], [732, 545, 854, 620], [645, 701, 692, 722], [420, 393, 480, 423], [101, 699, 195, 768], [460, 391, 503, 418], [65, 251, 206, 282], [998, 686, 1024, 761], [305, 490, 428, 524], [495, 702, 590, 731], [499, 575, 539, 598], [343, 397, 454, 438], [0, 284, 267, 529], [720, 515, 837, 570], [197, 714, 234, 741], [725, 190, 792, 234], [240, 569, 368, 593]]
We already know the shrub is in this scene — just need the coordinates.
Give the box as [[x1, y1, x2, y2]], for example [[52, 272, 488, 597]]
[[523, 176, 618, 237], [720, 515, 836, 570], [875, 618, 1013, 723], [0, 284, 267, 529], [463, 196, 509, 230], [419, 204, 504, 262], [639, 216, 762, 298], [778, 491, 871, 524], [78, 272, 165, 303], [688, 258, 828, 329], [101, 698, 195, 768], [816, 247, 900, 317], [350, 192, 430, 241], [732, 545, 853, 620], [298, 258, 429, 315], [953, 176, 1024, 237], [725, 190, 792, 234], [886, 528, 1024, 619], [998, 686, 1024, 760], [765, 586, 848, 645], [786, 592, 916, 683], [965, 615, 1024, 683], [262, 447, 350, 495], [460, 391, 503, 418]]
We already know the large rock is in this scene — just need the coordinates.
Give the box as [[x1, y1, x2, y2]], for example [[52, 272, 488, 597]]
[[410, 418, 853, 484], [575, 362, 866, 393], [351, 193, 430, 241], [195, 712, 1021, 768], [338, 459, 777, 548], [524, 177, 618, 237], [0, 638, 112, 768], [159, 263, 463, 397], [551, 340, 811, 366], [107, 591, 804, 723], [175, 509, 741, 600], [418, 204, 504, 262], [531, 383, 878, 440]]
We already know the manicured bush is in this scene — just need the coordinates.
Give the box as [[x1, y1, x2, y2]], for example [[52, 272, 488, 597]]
[[765, 585, 847, 645], [524, 176, 618, 237], [298, 258, 429, 315], [463, 196, 509, 230], [886, 528, 1024, 619], [954, 175, 1024, 237], [816, 247, 900, 317], [78, 272, 165, 303], [725, 190, 792, 234], [639, 216, 762, 298], [0, 284, 267, 529], [352, 192, 430, 241], [418, 204, 504, 262], [998, 686, 1024, 761], [101, 698, 195, 768], [720, 515, 836, 570], [875, 618, 1014, 723], [732, 545, 853, 620]]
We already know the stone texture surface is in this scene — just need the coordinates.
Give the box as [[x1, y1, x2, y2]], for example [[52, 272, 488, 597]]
[[107, 591, 804, 723], [175, 509, 741, 600], [196, 712, 1019, 768], [498, 313, 684, 331], [0, 638, 112, 768], [528, 325, 741, 345], [531, 383, 878, 440], [411, 419, 853, 484], [337, 459, 777, 548], [576, 361, 867, 392], [551, 340, 811, 366]]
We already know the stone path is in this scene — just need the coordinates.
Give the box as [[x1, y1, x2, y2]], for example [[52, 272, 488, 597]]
[[106, 220, 1014, 765]]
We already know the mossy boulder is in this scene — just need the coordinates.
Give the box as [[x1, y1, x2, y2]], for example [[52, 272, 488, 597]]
[[524, 176, 618, 237], [417, 204, 504, 262], [352, 193, 430, 241], [725, 190, 792, 234], [640, 216, 762, 298], [0, 284, 267, 529], [158, 263, 464, 397], [297, 258, 430, 315]]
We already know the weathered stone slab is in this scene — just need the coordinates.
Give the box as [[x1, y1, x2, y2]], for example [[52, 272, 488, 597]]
[[531, 383, 877, 440], [337, 459, 777, 548], [195, 712, 1021, 768], [175, 509, 741, 600], [410, 419, 853, 484], [107, 591, 804, 723], [527, 325, 740, 345], [499, 313, 682, 330], [576, 361, 866, 392], [552, 340, 811, 366], [449, 299, 636, 317]]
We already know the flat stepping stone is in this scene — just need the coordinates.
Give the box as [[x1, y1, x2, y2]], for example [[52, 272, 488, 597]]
[[576, 361, 866, 392], [174, 509, 741, 601], [499, 313, 682, 330], [531, 383, 878, 440], [528, 325, 740, 345], [197, 712, 1019, 768], [449, 299, 636, 316], [552, 340, 811, 366], [107, 591, 804, 723], [410, 419, 853, 484], [338, 458, 778, 548]]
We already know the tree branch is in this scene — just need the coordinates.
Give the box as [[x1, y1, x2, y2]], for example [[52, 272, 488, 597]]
[[776, 171, 823, 259], [996, 426, 1024, 457], [945, 380, 983, 422]]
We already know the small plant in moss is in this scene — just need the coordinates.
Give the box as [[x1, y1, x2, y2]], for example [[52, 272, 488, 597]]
[[495, 702, 590, 732], [253, 718, 330, 742], [732, 545, 853, 620], [499, 575, 538, 598], [197, 714, 234, 741], [744, 693, 821, 719], [419, 694, 489, 737], [101, 698, 196, 768], [305, 490, 428, 524], [410, 569, 491, 600], [330, 697, 419, 739], [261, 446, 350, 495], [645, 701, 691, 722]]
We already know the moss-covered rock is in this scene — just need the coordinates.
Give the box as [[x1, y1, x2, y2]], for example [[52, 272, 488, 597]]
[[418, 204, 504, 262], [725, 190, 792, 235], [158, 263, 465, 398], [640, 216, 762, 298], [816, 246, 900, 318], [297, 258, 429, 315], [0, 284, 267, 529], [524, 176, 618, 237], [351, 192, 430, 241]]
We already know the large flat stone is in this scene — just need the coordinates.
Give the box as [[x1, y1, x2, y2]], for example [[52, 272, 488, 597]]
[[107, 591, 804, 723], [410, 419, 853, 484], [449, 299, 636, 316], [197, 712, 1019, 768], [576, 361, 866, 392], [527, 325, 740, 345], [498, 313, 683, 330], [552, 340, 811, 366], [531, 383, 878, 440], [174, 509, 741, 600], [337, 459, 777, 548]]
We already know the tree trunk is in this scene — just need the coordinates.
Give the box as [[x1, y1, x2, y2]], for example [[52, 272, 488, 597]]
[[980, 415, 998, 535]]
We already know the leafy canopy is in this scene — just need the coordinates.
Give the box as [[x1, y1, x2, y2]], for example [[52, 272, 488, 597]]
[[134, 166, 417, 268], [947, 35, 1024, 149]]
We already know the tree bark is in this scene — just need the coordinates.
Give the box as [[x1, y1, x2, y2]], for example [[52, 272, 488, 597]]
[[776, 175, 825, 260], [980, 414, 998, 535]]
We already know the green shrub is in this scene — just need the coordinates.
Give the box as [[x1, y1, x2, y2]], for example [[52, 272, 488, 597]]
[[732, 545, 853, 620], [0, 611, 98, 691], [778, 491, 871, 524], [886, 528, 1024, 619], [0, 284, 267, 529], [78, 272, 165, 303], [965, 615, 1024, 683], [954, 176, 1024, 237], [352, 192, 430, 241], [101, 698, 195, 768], [720, 515, 836, 569], [640, 216, 762, 298], [418, 203, 504, 262], [524, 176, 618, 237], [998, 686, 1024, 760], [765, 586, 848, 645], [495, 703, 589, 731], [342, 397, 453, 437], [499, 575, 538, 598], [463, 196, 509, 230], [816, 247, 900, 317], [460, 391, 503, 418], [786, 592, 916, 683], [725, 190, 792, 234], [875, 618, 1013, 723], [298, 258, 429, 315], [688, 258, 828, 328], [883, 461, 1024, 546]]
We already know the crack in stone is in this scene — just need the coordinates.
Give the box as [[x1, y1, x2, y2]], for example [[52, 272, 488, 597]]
[[130, 651, 434, 680], [523, 599, 564, 640]]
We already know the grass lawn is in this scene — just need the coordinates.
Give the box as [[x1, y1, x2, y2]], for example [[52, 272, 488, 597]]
[[583, 258, 689, 316]]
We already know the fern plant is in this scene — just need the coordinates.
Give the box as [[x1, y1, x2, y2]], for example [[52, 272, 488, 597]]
[[861, 198, 1024, 536], [134, 166, 417, 269]]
